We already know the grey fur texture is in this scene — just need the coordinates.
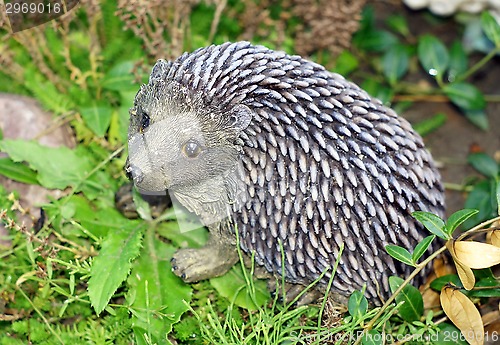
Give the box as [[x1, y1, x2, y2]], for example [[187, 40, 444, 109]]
[[126, 41, 445, 304]]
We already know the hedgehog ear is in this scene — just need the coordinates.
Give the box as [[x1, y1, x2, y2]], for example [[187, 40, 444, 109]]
[[229, 104, 252, 133]]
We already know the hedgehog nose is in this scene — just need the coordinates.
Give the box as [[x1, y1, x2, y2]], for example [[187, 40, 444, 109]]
[[125, 163, 144, 184]]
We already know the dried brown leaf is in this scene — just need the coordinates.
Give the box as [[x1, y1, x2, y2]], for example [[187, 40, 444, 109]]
[[440, 286, 484, 345], [446, 240, 475, 290], [454, 241, 500, 269], [490, 230, 500, 247]]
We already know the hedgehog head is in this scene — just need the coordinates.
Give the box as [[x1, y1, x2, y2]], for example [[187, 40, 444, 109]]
[[126, 59, 252, 193]]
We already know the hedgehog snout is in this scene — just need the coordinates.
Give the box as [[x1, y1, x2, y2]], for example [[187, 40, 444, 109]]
[[125, 162, 145, 184]]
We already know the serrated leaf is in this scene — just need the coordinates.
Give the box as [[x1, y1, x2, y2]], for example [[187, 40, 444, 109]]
[[453, 241, 500, 269], [382, 44, 409, 84], [443, 83, 486, 111], [0, 158, 39, 184], [412, 211, 448, 240], [385, 245, 414, 266], [412, 235, 436, 263], [80, 104, 113, 137], [418, 34, 449, 77], [389, 276, 424, 322], [88, 224, 144, 315], [210, 265, 270, 310], [440, 286, 484, 345], [446, 240, 475, 290], [348, 290, 368, 318], [0, 140, 94, 190], [101, 61, 139, 91], [481, 11, 500, 46], [467, 153, 499, 178], [445, 209, 479, 235], [126, 227, 192, 344]]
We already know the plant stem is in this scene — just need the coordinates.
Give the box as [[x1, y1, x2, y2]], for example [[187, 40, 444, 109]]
[[457, 46, 500, 82]]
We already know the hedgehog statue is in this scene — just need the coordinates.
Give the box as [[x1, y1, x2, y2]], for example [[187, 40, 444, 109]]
[[125, 41, 445, 305]]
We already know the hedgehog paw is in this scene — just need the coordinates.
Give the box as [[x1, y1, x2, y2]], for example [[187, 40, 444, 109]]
[[171, 246, 238, 282]]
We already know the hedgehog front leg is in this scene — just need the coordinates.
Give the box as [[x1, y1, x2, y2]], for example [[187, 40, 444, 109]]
[[170, 224, 238, 282]]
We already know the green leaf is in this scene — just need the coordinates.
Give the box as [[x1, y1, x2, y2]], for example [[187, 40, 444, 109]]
[[126, 227, 192, 344], [0, 158, 39, 185], [348, 290, 368, 318], [464, 109, 489, 130], [361, 78, 394, 104], [430, 274, 463, 291], [101, 61, 139, 91], [361, 329, 383, 345], [412, 235, 436, 264], [80, 104, 113, 137], [412, 211, 448, 240], [382, 44, 409, 84], [334, 50, 359, 76], [448, 41, 468, 80], [353, 29, 398, 52], [386, 14, 410, 37], [413, 113, 447, 137], [443, 82, 486, 111], [389, 276, 424, 322], [445, 209, 479, 235], [385, 245, 414, 266], [481, 11, 500, 46], [210, 266, 270, 310], [468, 153, 499, 178], [88, 224, 144, 315], [464, 180, 497, 228], [0, 140, 94, 190], [435, 323, 469, 345], [418, 34, 449, 78]]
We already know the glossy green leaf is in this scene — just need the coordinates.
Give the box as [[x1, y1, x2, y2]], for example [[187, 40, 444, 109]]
[[348, 290, 368, 318], [0, 140, 94, 190], [430, 274, 463, 291], [418, 35, 449, 77], [412, 235, 436, 263], [412, 211, 448, 240], [88, 224, 144, 315], [210, 265, 270, 310], [126, 227, 192, 344], [389, 276, 424, 322], [468, 153, 499, 178], [80, 104, 113, 137], [481, 11, 500, 46], [382, 44, 409, 84], [445, 209, 479, 235], [448, 41, 468, 80], [385, 245, 414, 266], [443, 82, 486, 111], [0, 157, 39, 185]]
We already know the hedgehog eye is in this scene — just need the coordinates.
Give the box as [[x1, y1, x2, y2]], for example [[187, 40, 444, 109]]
[[182, 140, 202, 158], [140, 112, 150, 132]]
